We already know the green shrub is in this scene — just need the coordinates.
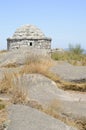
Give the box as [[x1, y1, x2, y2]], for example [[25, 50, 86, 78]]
[[0, 104, 5, 110], [68, 44, 84, 55], [51, 44, 86, 66]]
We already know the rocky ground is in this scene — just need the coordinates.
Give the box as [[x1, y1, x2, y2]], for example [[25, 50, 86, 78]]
[[50, 61, 86, 82], [0, 49, 86, 130]]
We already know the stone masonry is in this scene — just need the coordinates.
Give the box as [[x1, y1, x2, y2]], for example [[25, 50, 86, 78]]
[[7, 25, 51, 50]]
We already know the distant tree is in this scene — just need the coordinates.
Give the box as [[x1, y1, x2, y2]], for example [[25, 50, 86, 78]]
[[68, 44, 84, 55]]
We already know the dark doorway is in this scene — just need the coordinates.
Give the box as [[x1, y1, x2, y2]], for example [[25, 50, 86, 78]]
[[30, 42, 32, 46]]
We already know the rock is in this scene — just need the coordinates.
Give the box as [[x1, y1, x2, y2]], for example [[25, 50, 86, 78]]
[[51, 48, 65, 53], [0, 48, 50, 67], [60, 100, 86, 120], [7, 104, 77, 130], [15, 74, 74, 105], [50, 61, 86, 82], [14, 74, 86, 120]]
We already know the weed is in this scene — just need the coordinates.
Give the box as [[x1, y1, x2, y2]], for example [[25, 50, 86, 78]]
[[2, 63, 18, 68], [51, 51, 86, 66], [0, 72, 14, 93]]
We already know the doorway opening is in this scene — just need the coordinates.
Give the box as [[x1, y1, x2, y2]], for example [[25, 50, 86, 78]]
[[30, 42, 32, 46]]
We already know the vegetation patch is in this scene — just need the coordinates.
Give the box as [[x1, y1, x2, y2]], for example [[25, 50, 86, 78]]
[[19, 54, 86, 92], [51, 51, 86, 66], [11, 83, 28, 104], [0, 100, 7, 130], [0, 72, 15, 93], [20, 55, 54, 76], [0, 50, 7, 54], [44, 103, 86, 130], [2, 63, 18, 68], [51, 44, 86, 66], [0, 104, 5, 110]]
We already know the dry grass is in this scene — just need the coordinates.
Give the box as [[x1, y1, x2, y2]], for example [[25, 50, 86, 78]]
[[0, 104, 5, 110], [0, 100, 5, 110], [44, 105, 86, 130], [44, 108, 76, 129], [0, 110, 7, 129], [28, 99, 78, 129], [11, 76, 29, 104], [2, 63, 18, 68], [57, 80, 86, 92], [0, 72, 28, 104], [51, 51, 86, 66], [11, 86, 28, 104], [27, 99, 43, 110], [20, 55, 86, 92], [25, 98, 86, 130], [0, 72, 14, 93], [39, 99, 86, 130], [0, 54, 85, 129], [0, 100, 8, 129], [20, 56, 54, 76], [44, 72, 86, 92], [0, 50, 7, 54]]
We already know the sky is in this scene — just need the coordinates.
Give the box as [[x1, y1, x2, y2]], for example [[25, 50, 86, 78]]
[[0, 0, 86, 50]]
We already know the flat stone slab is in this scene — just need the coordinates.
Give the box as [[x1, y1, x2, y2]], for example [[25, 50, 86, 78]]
[[13, 74, 86, 120], [17, 74, 86, 102], [16, 74, 80, 105], [7, 104, 77, 130], [50, 61, 86, 82], [60, 100, 86, 120]]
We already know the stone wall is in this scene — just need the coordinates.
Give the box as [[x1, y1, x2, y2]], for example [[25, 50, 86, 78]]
[[7, 25, 52, 51], [7, 38, 51, 50]]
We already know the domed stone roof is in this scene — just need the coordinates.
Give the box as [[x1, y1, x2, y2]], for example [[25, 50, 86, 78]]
[[12, 25, 46, 39]]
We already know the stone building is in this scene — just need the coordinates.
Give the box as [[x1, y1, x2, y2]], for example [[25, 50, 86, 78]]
[[7, 25, 51, 50]]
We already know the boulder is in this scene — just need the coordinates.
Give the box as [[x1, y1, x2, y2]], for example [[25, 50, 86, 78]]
[[7, 104, 77, 130], [15, 74, 73, 105], [14, 74, 86, 120], [0, 48, 50, 67], [50, 61, 86, 82]]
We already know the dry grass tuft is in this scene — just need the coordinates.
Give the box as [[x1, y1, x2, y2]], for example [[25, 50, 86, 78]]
[[27, 100, 43, 110], [11, 75, 29, 104], [0, 100, 7, 129], [0, 104, 5, 110], [2, 63, 18, 68], [0, 72, 14, 93], [0, 72, 28, 104], [0, 50, 7, 54], [47, 99, 62, 112], [58, 81, 86, 92], [0, 110, 7, 129], [20, 56, 54, 76], [11, 86, 28, 104], [44, 108, 76, 128], [11, 86, 28, 105]]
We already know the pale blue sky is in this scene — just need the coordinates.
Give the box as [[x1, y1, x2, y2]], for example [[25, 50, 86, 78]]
[[0, 0, 86, 50]]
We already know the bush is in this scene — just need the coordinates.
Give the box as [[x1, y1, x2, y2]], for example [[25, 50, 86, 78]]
[[51, 44, 86, 66], [68, 44, 84, 55]]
